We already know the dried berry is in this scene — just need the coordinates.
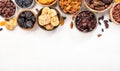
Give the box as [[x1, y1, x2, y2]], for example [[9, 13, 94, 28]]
[[98, 34, 102, 37], [109, 19, 112, 22], [0, 28, 3, 31], [102, 28, 104, 32], [70, 21, 73, 29], [104, 20, 109, 29], [98, 22, 101, 25]]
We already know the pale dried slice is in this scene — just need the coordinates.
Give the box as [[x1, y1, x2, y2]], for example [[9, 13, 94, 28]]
[[51, 16, 59, 26], [42, 7, 51, 15], [45, 24, 54, 30], [50, 9, 57, 17], [5, 22, 14, 30], [38, 14, 51, 26], [4, 18, 17, 31]]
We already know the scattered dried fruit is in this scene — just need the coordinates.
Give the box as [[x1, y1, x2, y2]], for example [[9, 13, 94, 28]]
[[86, 0, 113, 11], [109, 19, 112, 22], [60, 16, 65, 26], [0, 28, 3, 31], [104, 20, 109, 29], [98, 34, 102, 37], [70, 21, 73, 29], [98, 15, 104, 20], [102, 28, 104, 32], [98, 22, 101, 25]]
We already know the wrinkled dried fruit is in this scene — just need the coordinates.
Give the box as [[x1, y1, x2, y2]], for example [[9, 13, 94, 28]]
[[17, 11, 36, 29], [75, 11, 97, 32], [15, 0, 33, 8]]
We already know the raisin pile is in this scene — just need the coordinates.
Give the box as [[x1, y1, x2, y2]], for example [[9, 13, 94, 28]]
[[75, 11, 97, 32]]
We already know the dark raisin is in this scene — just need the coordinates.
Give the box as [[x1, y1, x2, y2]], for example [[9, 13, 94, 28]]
[[104, 20, 109, 29], [109, 19, 112, 22], [98, 22, 101, 25], [102, 28, 104, 32], [98, 34, 102, 37], [0, 28, 3, 31]]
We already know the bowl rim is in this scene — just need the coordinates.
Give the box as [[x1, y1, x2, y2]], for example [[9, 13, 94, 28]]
[[16, 9, 37, 30], [35, 0, 57, 7], [0, 0, 17, 19], [58, 0, 83, 15], [14, 0, 35, 9], [110, 2, 120, 24], [37, 6, 61, 31], [74, 10, 98, 33], [83, 0, 114, 13]]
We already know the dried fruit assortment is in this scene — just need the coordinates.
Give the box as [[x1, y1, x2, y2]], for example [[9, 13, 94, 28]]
[[38, 7, 60, 31], [86, 0, 113, 11], [17, 11, 36, 29], [36, 0, 56, 5], [59, 0, 82, 14], [112, 3, 120, 23], [0, 0, 16, 18], [15, 0, 33, 8], [0, 0, 119, 36], [0, 18, 17, 30], [75, 11, 97, 32]]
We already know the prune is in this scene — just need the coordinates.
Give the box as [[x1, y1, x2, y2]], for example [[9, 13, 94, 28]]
[[17, 11, 36, 29], [15, 0, 33, 8], [75, 11, 97, 32], [26, 21, 33, 28]]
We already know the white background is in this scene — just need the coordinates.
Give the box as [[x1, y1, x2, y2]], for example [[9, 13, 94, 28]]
[[0, 0, 120, 71]]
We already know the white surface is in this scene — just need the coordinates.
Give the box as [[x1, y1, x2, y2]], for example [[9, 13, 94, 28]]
[[0, 1, 120, 71]]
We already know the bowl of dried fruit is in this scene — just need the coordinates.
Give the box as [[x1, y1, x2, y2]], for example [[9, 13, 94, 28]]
[[35, 0, 57, 6], [83, 0, 114, 13], [0, 0, 17, 19], [15, 0, 35, 9], [17, 10, 37, 30], [37, 7, 61, 31], [58, 0, 82, 14], [75, 10, 97, 33], [110, 2, 120, 24]]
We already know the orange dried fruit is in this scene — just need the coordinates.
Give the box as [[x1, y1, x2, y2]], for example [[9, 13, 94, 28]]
[[114, 0, 120, 3], [0, 21, 7, 26]]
